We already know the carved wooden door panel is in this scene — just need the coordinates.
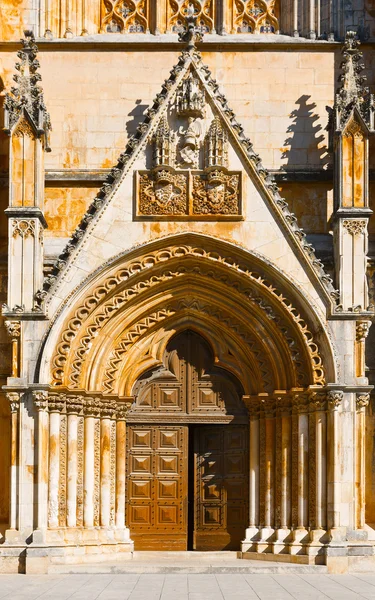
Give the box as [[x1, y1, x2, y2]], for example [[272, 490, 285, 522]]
[[194, 425, 249, 550], [126, 425, 188, 550]]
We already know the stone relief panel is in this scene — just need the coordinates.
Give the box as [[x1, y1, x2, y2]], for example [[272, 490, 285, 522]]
[[168, 0, 215, 33], [135, 84, 242, 220]]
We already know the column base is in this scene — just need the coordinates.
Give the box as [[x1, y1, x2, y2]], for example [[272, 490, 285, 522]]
[[241, 526, 260, 552], [272, 528, 292, 554], [289, 528, 309, 555], [256, 527, 274, 553]]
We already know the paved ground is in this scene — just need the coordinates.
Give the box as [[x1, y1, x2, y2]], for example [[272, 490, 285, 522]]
[[1, 574, 375, 600]]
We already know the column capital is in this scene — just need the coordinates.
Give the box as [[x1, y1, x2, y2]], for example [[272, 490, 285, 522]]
[[327, 390, 344, 410], [242, 395, 260, 418], [66, 395, 84, 415], [356, 392, 370, 411], [292, 392, 309, 414], [308, 390, 327, 412], [101, 399, 117, 419], [356, 320, 372, 342], [4, 320, 21, 340], [32, 390, 49, 411], [83, 397, 101, 418], [260, 396, 275, 418], [6, 391, 21, 413], [116, 399, 134, 420], [48, 392, 66, 413]]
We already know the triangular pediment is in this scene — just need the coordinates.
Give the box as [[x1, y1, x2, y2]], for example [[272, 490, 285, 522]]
[[38, 46, 338, 313]]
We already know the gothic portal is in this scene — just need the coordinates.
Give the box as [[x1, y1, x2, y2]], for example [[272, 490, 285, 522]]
[[0, 0, 375, 575]]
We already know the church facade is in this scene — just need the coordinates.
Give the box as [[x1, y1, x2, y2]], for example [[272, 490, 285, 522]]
[[0, 0, 375, 575]]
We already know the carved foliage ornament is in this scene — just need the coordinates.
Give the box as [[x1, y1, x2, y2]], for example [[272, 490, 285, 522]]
[[356, 320, 371, 342], [327, 390, 344, 410], [356, 392, 370, 410], [5, 320, 21, 340]]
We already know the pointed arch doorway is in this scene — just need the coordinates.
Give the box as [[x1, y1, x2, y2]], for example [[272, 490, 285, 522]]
[[126, 330, 249, 551]]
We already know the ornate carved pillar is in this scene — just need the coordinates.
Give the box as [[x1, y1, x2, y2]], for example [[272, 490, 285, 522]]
[[355, 321, 371, 380], [6, 392, 20, 532], [33, 390, 49, 536], [83, 398, 100, 528], [308, 391, 327, 534], [290, 393, 309, 552], [100, 401, 116, 527], [66, 396, 83, 528], [5, 321, 21, 378], [355, 392, 370, 530], [257, 396, 275, 550], [48, 394, 65, 528], [242, 396, 260, 551], [327, 390, 344, 538], [274, 394, 292, 551]]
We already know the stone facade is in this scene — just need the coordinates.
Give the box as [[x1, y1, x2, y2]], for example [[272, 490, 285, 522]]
[[0, 0, 375, 575]]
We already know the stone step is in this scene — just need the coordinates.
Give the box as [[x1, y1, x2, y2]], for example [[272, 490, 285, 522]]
[[49, 552, 328, 575]]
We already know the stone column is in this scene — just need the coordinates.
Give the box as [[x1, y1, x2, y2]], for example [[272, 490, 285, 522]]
[[274, 395, 292, 552], [83, 398, 100, 528], [100, 404, 113, 528], [66, 396, 83, 528], [33, 391, 49, 538], [290, 393, 309, 553], [327, 390, 344, 539], [4, 321, 21, 377], [48, 395, 65, 528], [355, 321, 371, 380], [6, 392, 20, 532], [308, 391, 327, 550], [257, 396, 275, 551], [355, 393, 370, 530], [242, 396, 260, 552]]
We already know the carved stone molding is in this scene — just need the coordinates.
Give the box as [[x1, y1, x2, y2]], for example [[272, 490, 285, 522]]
[[327, 390, 344, 410], [6, 391, 20, 413], [343, 219, 367, 236], [12, 219, 36, 239], [356, 392, 370, 411]]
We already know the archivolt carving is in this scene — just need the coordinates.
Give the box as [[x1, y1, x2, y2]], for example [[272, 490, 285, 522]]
[[51, 244, 326, 390], [67, 265, 306, 389], [101, 297, 302, 394]]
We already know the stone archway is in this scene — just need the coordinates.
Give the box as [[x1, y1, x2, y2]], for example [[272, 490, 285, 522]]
[[126, 329, 249, 551], [35, 233, 337, 560]]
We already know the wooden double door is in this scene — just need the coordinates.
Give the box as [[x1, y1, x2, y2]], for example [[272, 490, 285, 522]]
[[126, 423, 249, 550]]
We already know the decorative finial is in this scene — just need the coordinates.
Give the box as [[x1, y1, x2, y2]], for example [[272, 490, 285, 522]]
[[178, 3, 203, 50], [3, 29, 51, 149], [333, 30, 374, 131]]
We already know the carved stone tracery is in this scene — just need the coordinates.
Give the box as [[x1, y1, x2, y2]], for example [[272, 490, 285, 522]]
[[233, 0, 278, 33], [101, 0, 149, 33], [343, 219, 367, 236]]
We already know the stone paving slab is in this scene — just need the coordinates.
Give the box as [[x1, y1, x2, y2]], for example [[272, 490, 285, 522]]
[[0, 574, 375, 599]]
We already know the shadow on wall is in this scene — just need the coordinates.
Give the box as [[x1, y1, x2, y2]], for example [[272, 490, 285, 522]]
[[126, 99, 148, 139], [281, 94, 331, 171]]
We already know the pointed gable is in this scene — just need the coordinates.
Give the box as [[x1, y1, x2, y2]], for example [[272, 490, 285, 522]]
[[36, 12, 339, 314]]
